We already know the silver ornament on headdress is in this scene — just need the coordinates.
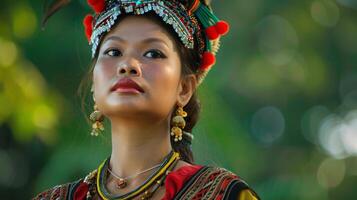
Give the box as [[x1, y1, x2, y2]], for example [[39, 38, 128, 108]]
[[90, 0, 195, 58]]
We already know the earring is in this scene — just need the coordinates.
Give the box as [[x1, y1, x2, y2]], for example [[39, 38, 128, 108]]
[[90, 104, 105, 136], [170, 105, 187, 142], [90, 85, 104, 136]]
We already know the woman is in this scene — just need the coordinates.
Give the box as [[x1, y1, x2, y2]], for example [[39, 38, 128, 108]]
[[34, 0, 260, 199]]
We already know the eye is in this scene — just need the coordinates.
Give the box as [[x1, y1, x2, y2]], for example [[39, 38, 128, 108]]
[[144, 49, 167, 59], [104, 49, 122, 57]]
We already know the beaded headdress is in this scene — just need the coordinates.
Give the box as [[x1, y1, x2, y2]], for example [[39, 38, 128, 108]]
[[83, 0, 230, 85]]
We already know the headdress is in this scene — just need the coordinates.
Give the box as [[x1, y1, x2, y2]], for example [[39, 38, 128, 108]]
[[82, 0, 230, 85]]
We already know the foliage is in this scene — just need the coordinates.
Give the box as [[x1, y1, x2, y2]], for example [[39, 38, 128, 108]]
[[0, 0, 356, 199]]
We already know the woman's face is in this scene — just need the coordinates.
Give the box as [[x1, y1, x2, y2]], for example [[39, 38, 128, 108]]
[[93, 15, 190, 121]]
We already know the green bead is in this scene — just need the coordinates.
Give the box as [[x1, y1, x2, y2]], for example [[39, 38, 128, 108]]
[[136, 0, 143, 6]]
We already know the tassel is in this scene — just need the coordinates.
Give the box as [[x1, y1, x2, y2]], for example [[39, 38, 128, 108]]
[[87, 0, 105, 13], [194, 3, 219, 29], [193, 2, 229, 71], [199, 52, 216, 71], [83, 14, 94, 42], [194, 3, 230, 40]]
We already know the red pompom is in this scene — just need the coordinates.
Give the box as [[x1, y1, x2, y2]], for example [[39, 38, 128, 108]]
[[215, 20, 230, 36], [83, 14, 94, 27], [205, 25, 219, 40], [83, 14, 94, 42], [199, 52, 216, 71], [87, 0, 105, 13]]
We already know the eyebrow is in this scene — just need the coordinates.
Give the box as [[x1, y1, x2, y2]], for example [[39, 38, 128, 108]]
[[103, 36, 125, 44], [103, 36, 169, 48]]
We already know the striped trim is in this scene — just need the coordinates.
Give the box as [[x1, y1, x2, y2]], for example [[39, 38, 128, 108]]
[[173, 166, 242, 199]]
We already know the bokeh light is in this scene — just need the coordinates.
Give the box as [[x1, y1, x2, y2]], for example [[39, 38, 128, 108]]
[[317, 158, 346, 188], [251, 106, 285, 145], [0, 38, 18, 67], [11, 4, 37, 39], [311, 0, 340, 27], [301, 105, 330, 145], [318, 110, 357, 159], [257, 15, 299, 67]]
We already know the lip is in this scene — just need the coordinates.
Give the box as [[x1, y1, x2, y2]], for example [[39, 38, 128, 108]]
[[111, 78, 144, 94]]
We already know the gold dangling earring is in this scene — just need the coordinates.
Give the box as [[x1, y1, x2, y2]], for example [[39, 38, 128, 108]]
[[90, 104, 105, 136], [170, 105, 187, 142], [90, 85, 104, 136]]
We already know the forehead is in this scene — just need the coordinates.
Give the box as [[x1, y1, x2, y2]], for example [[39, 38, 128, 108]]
[[102, 15, 175, 45]]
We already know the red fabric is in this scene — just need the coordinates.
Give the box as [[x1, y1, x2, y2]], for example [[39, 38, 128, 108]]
[[74, 181, 89, 200], [216, 177, 233, 200], [162, 165, 203, 200]]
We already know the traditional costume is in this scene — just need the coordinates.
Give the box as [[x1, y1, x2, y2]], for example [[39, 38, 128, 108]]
[[33, 151, 259, 200], [34, 0, 260, 199]]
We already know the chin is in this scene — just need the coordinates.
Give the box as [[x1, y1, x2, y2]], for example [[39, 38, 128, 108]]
[[106, 92, 144, 105], [101, 96, 145, 114]]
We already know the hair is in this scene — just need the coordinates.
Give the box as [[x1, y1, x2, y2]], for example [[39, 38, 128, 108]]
[[78, 12, 202, 164]]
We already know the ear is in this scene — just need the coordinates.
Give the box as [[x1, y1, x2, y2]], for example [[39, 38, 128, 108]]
[[177, 74, 197, 106]]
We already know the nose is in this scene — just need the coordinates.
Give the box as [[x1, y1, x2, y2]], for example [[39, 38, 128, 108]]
[[117, 58, 141, 77]]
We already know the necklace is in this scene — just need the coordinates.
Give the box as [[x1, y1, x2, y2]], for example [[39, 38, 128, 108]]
[[97, 150, 180, 200], [107, 163, 161, 189]]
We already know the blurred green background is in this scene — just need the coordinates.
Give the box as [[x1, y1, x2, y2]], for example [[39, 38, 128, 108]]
[[1, 0, 357, 199]]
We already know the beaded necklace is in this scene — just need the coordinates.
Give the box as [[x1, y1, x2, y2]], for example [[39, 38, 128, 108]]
[[97, 151, 180, 200]]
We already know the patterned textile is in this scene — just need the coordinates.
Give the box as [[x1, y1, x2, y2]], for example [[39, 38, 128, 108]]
[[172, 166, 258, 200], [32, 165, 259, 200], [32, 179, 82, 200]]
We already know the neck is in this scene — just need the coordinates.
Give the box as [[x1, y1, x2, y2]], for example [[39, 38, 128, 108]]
[[108, 116, 172, 178]]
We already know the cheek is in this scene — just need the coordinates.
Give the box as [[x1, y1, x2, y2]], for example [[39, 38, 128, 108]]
[[94, 59, 117, 79], [93, 60, 116, 96], [146, 60, 181, 100]]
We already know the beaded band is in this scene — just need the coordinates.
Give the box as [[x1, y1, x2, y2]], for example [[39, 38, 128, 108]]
[[90, 0, 196, 58]]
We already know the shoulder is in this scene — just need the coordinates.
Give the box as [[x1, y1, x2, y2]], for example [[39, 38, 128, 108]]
[[172, 165, 260, 200], [32, 170, 97, 200], [32, 179, 82, 200]]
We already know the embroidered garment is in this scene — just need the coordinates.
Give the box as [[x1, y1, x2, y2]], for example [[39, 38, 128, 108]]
[[33, 165, 259, 200]]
